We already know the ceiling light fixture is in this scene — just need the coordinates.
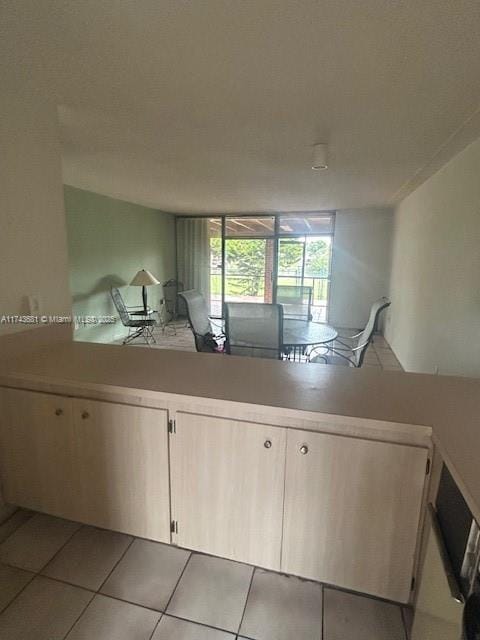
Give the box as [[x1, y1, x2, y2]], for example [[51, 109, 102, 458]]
[[312, 143, 328, 170]]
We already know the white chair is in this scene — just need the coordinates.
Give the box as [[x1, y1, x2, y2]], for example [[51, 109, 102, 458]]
[[311, 297, 390, 367], [276, 285, 313, 321], [225, 302, 284, 359], [178, 290, 224, 353]]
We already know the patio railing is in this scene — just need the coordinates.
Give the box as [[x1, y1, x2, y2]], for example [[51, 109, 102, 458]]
[[209, 273, 330, 322]]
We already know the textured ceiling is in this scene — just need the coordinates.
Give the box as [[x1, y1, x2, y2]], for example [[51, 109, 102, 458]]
[[3, 1, 480, 213]]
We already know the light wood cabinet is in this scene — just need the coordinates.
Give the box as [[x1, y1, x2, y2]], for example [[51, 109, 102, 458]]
[[0, 388, 77, 519], [281, 429, 428, 603], [0, 389, 170, 542], [71, 398, 170, 541], [170, 412, 286, 569], [0, 386, 430, 603]]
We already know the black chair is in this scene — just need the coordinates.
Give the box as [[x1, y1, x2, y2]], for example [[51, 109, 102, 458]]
[[178, 290, 224, 353], [224, 302, 284, 359], [311, 297, 391, 367], [163, 279, 184, 321], [110, 287, 157, 345]]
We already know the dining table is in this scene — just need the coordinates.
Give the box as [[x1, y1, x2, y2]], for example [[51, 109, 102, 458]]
[[282, 318, 338, 361]]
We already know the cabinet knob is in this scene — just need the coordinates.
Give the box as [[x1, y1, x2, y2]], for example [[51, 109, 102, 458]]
[[81, 411, 90, 420], [300, 444, 309, 455], [264, 439, 272, 449], [54, 408, 63, 416]]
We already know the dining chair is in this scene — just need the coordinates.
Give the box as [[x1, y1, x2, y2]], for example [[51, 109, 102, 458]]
[[276, 285, 313, 321], [178, 290, 224, 353], [224, 302, 284, 359], [310, 297, 391, 367]]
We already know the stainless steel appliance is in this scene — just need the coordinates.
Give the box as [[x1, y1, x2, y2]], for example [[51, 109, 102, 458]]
[[436, 465, 480, 599], [412, 464, 480, 640]]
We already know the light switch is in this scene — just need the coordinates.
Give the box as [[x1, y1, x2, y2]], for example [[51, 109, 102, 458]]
[[27, 295, 41, 315]]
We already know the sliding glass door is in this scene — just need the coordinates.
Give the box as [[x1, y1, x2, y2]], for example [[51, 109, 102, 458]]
[[276, 214, 333, 322], [224, 217, 275, 307], [177, 213, 334, 320], [277, 236, 332, 322]]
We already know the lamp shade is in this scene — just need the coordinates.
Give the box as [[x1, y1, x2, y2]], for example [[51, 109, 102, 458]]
[[130, 269, 160, 287]]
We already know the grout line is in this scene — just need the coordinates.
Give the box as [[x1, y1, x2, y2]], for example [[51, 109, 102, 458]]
[[36, 521, 84, 576], [0, 514, 84, 620], [1, 508, 409, 636], [0, 568, 36, 616], [156, 611, 239, 637], [147, 612, 163, 640], [0, 509, 34, 544], [70, 590, 163, 615], [97, 535, 136, 593], [161, 550, 192, 613], [61, 590, 96, 640], [236, 566, 256, 636], [25, 572, 97, 594]]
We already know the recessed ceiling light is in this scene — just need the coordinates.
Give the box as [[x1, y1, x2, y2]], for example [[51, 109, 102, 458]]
[[312, 143, 328, 170]]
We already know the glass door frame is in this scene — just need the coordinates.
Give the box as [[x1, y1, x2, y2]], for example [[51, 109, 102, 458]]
[[275, 233, 334, 323], [175, 212, 335, 321]]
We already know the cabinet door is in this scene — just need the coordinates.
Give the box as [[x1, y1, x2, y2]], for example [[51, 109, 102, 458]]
[[282, 429, 428, 603], [72, 399, 170, 542], [170, 412, 286, 570], [0, 388, 77, 519]]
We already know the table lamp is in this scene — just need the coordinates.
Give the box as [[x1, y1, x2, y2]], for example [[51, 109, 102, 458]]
[[130, 269, 160, 314]]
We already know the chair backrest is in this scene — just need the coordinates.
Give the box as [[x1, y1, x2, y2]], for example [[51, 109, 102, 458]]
[[276, 285, 313, 321], [110, 287, 130, 326], [163, 279, 185, 319], [178, 290, 213, 352], [225, 302, 283, 359], [354, 297, 391, 366]]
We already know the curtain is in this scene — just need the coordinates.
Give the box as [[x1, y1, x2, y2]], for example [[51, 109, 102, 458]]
[[176, 218, 211, 305]]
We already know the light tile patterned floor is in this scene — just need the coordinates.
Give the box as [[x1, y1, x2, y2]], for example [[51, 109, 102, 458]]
[[0, 511, 410, 639], [118, 321, 404, 372]]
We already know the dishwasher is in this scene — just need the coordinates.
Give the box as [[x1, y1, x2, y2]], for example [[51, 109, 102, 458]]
[[412, 464, 480, 640]]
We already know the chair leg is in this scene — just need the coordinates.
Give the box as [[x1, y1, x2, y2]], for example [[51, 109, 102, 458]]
[[123, 327, 143, 345], [140, 326, 156, 345]]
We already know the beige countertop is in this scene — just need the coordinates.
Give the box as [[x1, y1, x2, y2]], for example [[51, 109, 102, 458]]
[[1, 341, 479, 523]]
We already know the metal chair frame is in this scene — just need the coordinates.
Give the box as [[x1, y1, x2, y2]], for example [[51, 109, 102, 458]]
[[276, 284, 313, 321], [310, 297, 391, 367], [110, 287, 158, 345], [178, 290, 224, 353]]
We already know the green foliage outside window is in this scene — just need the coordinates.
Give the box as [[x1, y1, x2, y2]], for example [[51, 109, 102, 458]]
[[209, 236, 330, 301]]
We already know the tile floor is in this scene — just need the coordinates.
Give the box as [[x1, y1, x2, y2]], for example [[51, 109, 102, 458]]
[[118, 321, 404, 372], [0, 511, 410, 639]]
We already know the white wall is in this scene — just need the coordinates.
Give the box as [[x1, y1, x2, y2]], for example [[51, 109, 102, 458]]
[[385, 137, 480, 376], [0, 38, 72, 522], [0, 84, 72, 335], [329, 208, 393, 329]]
